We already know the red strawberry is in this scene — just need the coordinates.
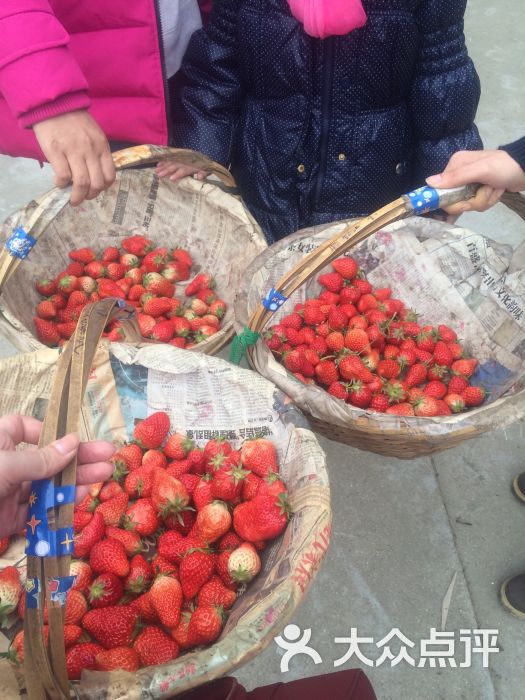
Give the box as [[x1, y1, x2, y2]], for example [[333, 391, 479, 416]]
[[197, 576, 236, 610], [416, 330, 436, 353], [125, 267, 143, 284], [444, 393, 466, 413], [433, 341, 454, 367], [84, 261, 107, 279], [0, 566, 21, 622], [66, 642, 105, 680], [347, 380, 372, 409], [90, 538, 130, 577], [102, 246, 120, 262], [65, 261, 85, 277], [227, 543, 261, 583], [105, 526, 143, 556], [438, 324, 457, 343], [209, 299, 227, 319], [34, 317, 60, 346], [128, 283, 146, 301], [327, 381, 349, 401], [125, 498, 160, 536], [384, 379, 408, 405], [448, 375, 469, 394], [172, 247, 193, 267], [193, 475, 214, 511], [413, 395, 441, 417], [151, 319, 175, 342], [185, 272, 215, 296], [69, 247, 95, 264], [423, 380, 447, 399], [377, 359, 401, 380], [143, 296, 173, 317], [137, 312, 157, 337], [315, 359, 339, 386], [97, 278, 126, 299], [318, 271, 344, 293], [143, 248, 169, 272], [142, 449, 167, 470], [405, 363, 428, 388], [35, 277, 57, 296], [344, 328, 370, 353], [124, 554, 154, 594], [65, 589, 88, 625], [70, 560, 93, 595], [106, 262, 126, 281], [114, 443, 144, 474], [36, 299, 57, 319], [143, 273, 175, 297], [82, 606, 140, 649], [218, 532, 243, 552], [99, 481, 124, 502], [188, 604, 224, 645], [462, 386, 486, 407], [325, 331, 345, 352], [369, 393, 389, 413], [179, 549, 216, 600], [134, 626, 179, 666], [129, 591, 158, 623], [233, 492, 290, 543], [164, 433, 194, 460], [338, 354, 374, 382], [203, 437, 233, 464], [427, 363, 450, 382], [133, 411, 170, 449], [151, 470, 190, 517], [211, 466, 247, 502], [95, 492, 129, 527], [385, 402, 415, 416], [149, 574, 183, 627], [89, 572, 124, 608], [332, 257, 358, 279], [452, 359, 478, 378], [414, 348, 433, 363], [74, 512, 105, 558], [164, 507, 196, 535], [122, 234, 153, 257], [240, 438, 278, 477], [166, 460, 192, 480], [196, 501, 232, 543], [95, 647, 140, 672]]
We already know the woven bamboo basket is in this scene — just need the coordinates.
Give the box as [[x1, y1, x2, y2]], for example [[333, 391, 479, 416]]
[[234, 187, 525, 459], [0, 299, 330, 698], [0, 145, 267, 355]]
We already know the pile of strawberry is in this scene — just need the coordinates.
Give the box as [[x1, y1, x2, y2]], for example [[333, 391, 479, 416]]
[[32, 235, 227, 347], [264, 257, 486, 417], [2, 413, 290, 679]]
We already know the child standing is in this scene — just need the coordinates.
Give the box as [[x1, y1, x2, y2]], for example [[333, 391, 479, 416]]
[[159, 0, 482, 241]]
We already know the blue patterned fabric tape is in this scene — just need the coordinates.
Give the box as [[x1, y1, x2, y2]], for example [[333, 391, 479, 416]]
[[25, 577, 41, 609], [25, 480, 76, 558], [5, 227, 37, 259], [406, 186, 440, 214], [48, 576, 77, 605], [262, 287, 288, 312]]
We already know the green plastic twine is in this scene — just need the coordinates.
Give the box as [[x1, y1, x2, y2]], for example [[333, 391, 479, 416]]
[[230, 326, 260, 365]]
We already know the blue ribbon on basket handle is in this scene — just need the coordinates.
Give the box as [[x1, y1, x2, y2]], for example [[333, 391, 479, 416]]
[[403, 184, 479, 215]]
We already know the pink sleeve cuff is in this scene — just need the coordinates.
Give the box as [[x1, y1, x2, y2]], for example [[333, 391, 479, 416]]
[[18, 90, 91, 128]]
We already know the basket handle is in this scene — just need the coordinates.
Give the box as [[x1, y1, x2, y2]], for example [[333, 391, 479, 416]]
[[0, 146, 236, 296], [243, 186, 525, 358], [23, 300, 139, 699]]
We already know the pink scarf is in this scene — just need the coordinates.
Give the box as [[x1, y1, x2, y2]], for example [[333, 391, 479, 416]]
[[288, 0, 367, 39]]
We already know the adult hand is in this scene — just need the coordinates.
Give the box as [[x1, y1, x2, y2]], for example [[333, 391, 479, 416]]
[[0, 415, 115, 538], [427, 150, 525, 216], [33, 110, 116, 206], [155, 159, 209, 181]]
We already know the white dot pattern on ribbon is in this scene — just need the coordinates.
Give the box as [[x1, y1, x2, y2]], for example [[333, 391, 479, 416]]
[[35, 540, 51, 557]]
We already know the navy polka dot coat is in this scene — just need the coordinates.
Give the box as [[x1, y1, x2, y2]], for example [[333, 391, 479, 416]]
[[173, 0, 482, 241]]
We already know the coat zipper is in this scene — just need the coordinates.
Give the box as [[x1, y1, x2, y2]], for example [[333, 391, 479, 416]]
[[153, 0, 173, 145], [313, 38, 335, 206]]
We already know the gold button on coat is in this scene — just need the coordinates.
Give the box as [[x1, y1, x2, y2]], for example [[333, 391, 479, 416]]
[[338, 153, 346, 161], [297, 164, 305, 173]]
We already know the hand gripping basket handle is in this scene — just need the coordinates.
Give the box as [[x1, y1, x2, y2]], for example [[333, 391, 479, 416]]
[[245, 185, 525, 355], [0, 146, 236, 296], [22, 299, 139, 700]]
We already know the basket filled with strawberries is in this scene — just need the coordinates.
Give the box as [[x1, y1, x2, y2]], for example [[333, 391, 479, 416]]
[[0, 145, 267, 354], [0, 300, 330, 699], [235, 192, 525, 458]]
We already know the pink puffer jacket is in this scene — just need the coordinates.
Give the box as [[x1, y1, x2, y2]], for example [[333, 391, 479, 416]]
[[0, 0, 168, 160]]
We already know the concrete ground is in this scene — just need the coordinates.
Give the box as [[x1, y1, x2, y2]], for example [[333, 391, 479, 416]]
[[0, 2, 524, 699]]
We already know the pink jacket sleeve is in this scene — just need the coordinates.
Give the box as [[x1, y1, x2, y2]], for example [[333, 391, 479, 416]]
[[0, 0, 91, 129]]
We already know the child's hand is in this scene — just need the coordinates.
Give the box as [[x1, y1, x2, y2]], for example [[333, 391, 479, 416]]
[[155, 159, 210, 182], [427, 149, 525, 216]]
